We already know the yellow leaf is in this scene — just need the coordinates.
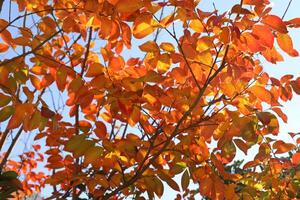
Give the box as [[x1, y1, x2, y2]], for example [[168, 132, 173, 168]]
[[160, 42, 175, 52], [86, 16, 95, 27], [190, 19, 204, 33], [133, 14, 156, 39], [160, 13, 174, 28], [196, 37, 212, 52], [157, 53, 171, 73]]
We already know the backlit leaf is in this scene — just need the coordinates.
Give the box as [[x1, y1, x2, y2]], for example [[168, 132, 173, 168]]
[[252, 24, 274, 48], [277, 33, 299, 57], [249, 85, 272, 103], [133, 14, 156, 39], [262, 15, 288, 33]]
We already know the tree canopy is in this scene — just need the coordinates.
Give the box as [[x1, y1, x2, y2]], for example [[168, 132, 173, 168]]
[[1, 0, 300, 199]]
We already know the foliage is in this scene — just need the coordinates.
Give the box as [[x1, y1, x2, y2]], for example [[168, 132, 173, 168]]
[[0, 0, 300, 199]]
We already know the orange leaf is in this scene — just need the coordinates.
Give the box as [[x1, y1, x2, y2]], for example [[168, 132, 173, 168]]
[[86, 63, 104, 77], [272, 107, 287, 123], [219, 27, 230, 44], [262, 15, 288, 33], [234, 139, 248, 155], [277, 33, 299, 57], [252, 24, 274, 48], [243, 0, 262, 5], [30, 75, 42, 90], [286, 17, 300, 28], [262, 47, 284, 64], [116, 0, 143, 13], [160, 13, 175, 28], [13, 36, 30, 46], [7, 104, 34, 129], [56, 67, 67, 92], [109, 56, 125, 71], [120, 22, 131, 48], [95, 121, 107, 139], [41, 74, 54, 88], [241, 32, 265, 53], [139, 41, 159, 53], [273, 140, 295, 154], [249, 85, 272, 103], [292, 153, 300, 165]]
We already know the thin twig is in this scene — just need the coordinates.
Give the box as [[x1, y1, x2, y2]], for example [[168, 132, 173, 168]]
[[282, 0, 293, 19]]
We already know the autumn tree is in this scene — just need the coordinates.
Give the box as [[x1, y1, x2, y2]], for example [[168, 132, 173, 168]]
[[1, 0, 300, 199]]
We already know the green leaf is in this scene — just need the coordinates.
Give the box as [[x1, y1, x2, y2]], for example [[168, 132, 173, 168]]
[[65, 134, 86, 152], [1, 171, 18, 180], [84, 146, 103, 164], [65, 135, 94, 158], [0, 106, 14, 122], [0, 94, 11, 107]]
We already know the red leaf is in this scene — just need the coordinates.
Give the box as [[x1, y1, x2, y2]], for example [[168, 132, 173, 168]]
[[290, 78, 300, 95], [0, 43, 9, 53], [94, 121, 107, 139], [41, 106, 55, 118]]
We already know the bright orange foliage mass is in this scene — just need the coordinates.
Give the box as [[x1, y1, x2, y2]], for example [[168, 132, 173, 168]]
[[1, 0, 300, 199]]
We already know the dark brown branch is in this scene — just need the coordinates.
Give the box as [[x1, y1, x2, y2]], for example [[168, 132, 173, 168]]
[[0, 126, 23, 171]]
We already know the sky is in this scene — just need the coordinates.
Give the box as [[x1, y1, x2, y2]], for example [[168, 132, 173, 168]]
[[1, 0, 300, 199]]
